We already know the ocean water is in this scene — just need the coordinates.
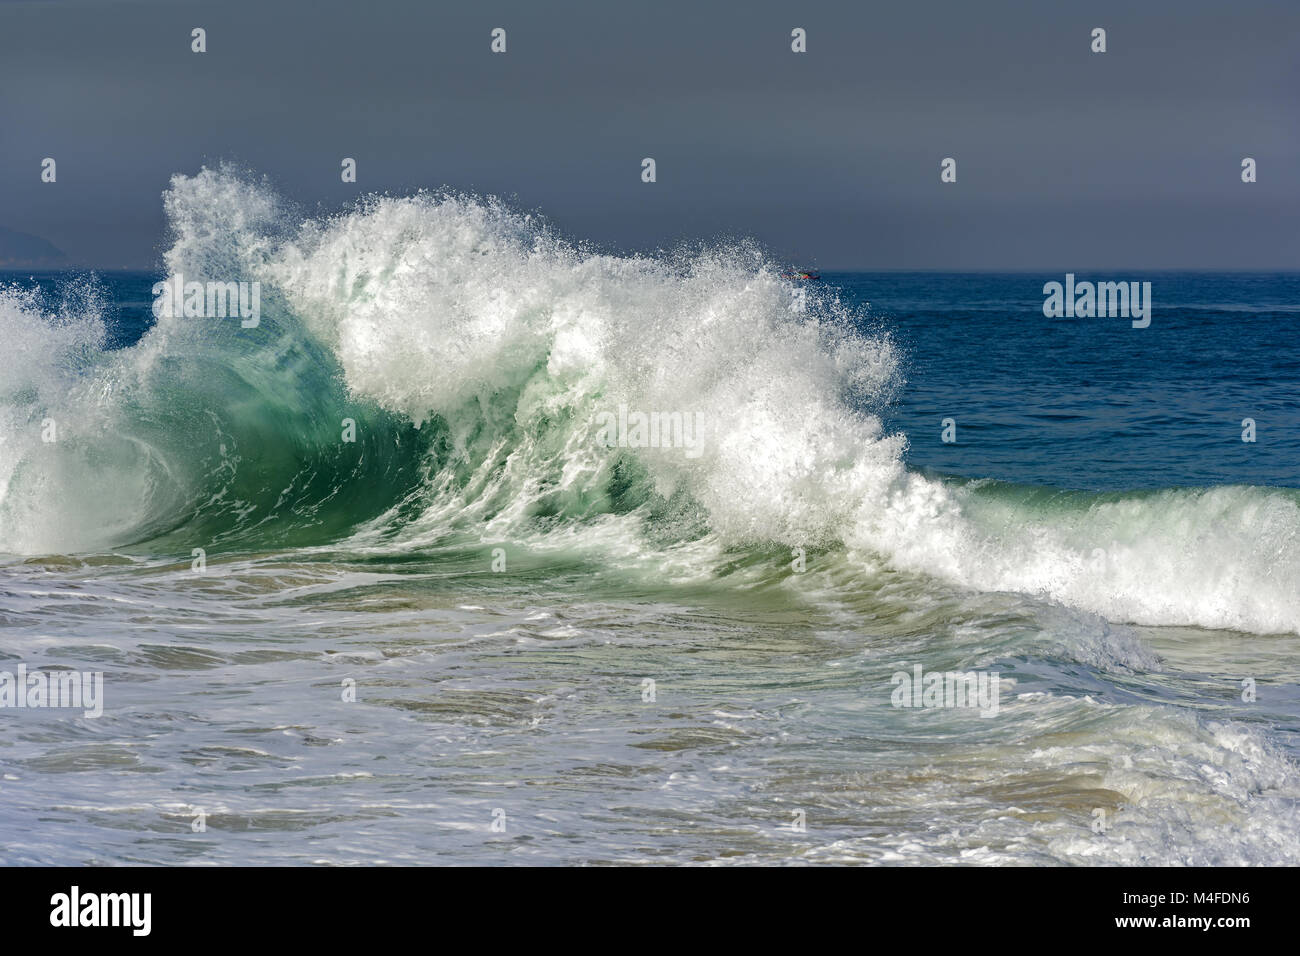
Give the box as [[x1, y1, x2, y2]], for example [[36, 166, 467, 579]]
[[1, 167, 1298, 865]]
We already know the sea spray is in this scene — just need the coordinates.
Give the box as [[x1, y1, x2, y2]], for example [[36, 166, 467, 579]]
[[0, 166, 1297, 636]]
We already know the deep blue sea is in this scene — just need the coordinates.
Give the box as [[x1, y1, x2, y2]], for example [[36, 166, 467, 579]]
[[1, 174, 1298, 864], [853, 270, 1300, 489]]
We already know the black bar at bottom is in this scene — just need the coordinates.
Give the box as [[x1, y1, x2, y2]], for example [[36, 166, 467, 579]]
[[0, 866, 1283, 942]]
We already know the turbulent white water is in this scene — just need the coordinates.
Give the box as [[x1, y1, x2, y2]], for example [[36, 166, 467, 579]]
[[0, 167, 1297, 865], [4, 166, 1298, 634]]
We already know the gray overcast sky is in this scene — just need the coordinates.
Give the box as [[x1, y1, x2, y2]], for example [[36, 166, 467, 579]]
[[1, 0, 1297, 270]]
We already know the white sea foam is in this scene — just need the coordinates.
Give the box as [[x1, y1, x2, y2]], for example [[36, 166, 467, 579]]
[[2, 166, 1298, 637]]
